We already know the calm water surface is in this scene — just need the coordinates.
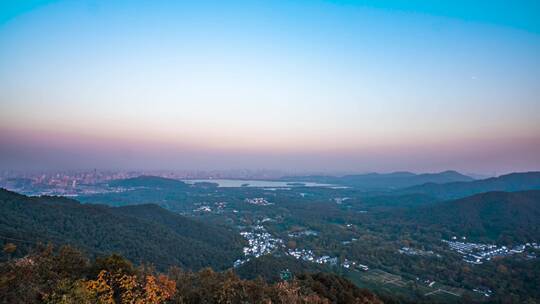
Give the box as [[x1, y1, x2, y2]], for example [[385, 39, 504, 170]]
[[183, 179, 339, 188]]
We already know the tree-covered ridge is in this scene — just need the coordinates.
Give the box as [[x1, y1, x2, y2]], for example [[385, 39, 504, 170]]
[[107, 176, 189, 189], [0, 245, 382, 304], [0, 189, 245, 270], [401, 172, 540, 199], [280, 171, 474, 190], [111, 204, 239, 252], [77, 176, 197, 208], [403, 190, 540, 243]]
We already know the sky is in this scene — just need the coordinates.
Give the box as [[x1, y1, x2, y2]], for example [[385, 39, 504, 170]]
[[0, 0, 539, 174]]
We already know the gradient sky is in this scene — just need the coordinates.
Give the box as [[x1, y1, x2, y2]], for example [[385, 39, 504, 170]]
[[1, 0, 539, 174]]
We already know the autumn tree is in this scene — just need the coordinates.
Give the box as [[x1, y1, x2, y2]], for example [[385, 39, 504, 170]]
[[3, 243, 16, 259]]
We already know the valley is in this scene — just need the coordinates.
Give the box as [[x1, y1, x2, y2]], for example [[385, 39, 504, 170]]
[[2, 172, 540, 303]]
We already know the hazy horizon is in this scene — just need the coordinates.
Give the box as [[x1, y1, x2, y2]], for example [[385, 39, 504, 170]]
[[1, 1, 539, 174], [0, 167, 501, 177]]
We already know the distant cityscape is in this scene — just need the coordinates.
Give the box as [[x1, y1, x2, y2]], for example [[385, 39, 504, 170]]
[[0, 169, 291, 196]]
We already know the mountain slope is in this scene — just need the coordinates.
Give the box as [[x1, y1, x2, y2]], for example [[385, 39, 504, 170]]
[[401, 171, 540, 199], [111, 204, 237, 251], [342, 170, 473, 189], [78, 176, 194, 208], [0, 189, 244, 270], [107, 175, 188, 188], [407, 190, 540, 243], [282, 170, 473, 190]]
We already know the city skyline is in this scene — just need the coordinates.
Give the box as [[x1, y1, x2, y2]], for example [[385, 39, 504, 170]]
[[1, 0, 539, 174]]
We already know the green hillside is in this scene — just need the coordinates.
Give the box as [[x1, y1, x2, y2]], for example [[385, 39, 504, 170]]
[[401, 172, 540, 199], [406, 190, 540, 243], [0, 189, 244, 270]]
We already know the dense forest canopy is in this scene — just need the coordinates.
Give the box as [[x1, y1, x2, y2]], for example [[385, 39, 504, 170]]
[[0, 189, 245, 270], [0, 245, 382, 304]]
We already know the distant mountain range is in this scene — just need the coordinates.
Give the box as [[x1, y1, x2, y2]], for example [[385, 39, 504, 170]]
[[404, 190, 540, 243], [0, 189, 244, 270], [281, 170, 474, 190], [401, 172, 540, 199]]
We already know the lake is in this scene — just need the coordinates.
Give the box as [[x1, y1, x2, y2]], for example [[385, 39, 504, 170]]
[[183, 179, 339, 188]]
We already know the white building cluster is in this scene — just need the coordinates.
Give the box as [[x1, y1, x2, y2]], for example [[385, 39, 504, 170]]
[[288, 230, 319, 238], [398, 246, 440, 257], [244, 197, 272, 206], [192, 201, 228, 214], [234, 225, 284, 267], [333, 197, 350, 204], [287, 249, 368, 271], [288, 248, 316, 261], [443, 239, 539, 264], [193, 205, 212, 212], [287, 248, 338, 266]]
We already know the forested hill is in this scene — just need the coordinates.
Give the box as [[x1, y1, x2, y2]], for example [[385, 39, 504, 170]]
[[107, 175, 188, 188], [339, 170, 474, 189], [281, 170, 473, 190], [400, 171, 540, 199], [109, 204, 237, 251], [0, 189, 245, 270], [405, 190, 540, 243]]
